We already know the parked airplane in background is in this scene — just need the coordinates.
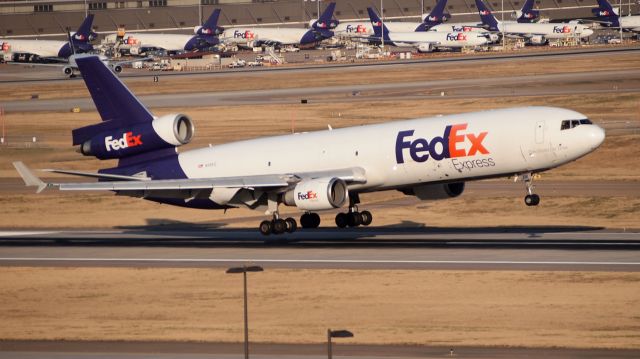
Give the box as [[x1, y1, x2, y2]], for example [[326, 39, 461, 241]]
[[475, 0, 593, 44], [13, 56, 605, 235], [429, 0, 539, 34], [334, 0, 450, 37], [0, 15, 95, 62], [104, 9, 222, 54], [221, 2, 337, 48], [366, 8, 489, 52], [592, 0, 640, 33]]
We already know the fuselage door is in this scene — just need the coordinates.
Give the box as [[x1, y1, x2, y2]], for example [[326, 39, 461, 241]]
[[535, 121, 545, 144]]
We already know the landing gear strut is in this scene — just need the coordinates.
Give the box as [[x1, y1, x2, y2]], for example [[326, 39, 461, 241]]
[[335, 193, 373, 228], [258, 193, 297, 236], [521, 172, 540, 206]]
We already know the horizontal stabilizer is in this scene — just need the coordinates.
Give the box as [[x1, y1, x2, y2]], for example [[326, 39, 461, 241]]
[[13, 161, 48, 193]]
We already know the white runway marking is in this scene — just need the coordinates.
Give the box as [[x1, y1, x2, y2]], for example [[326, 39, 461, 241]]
[[0, 231, 57, 237], [0, 258, 639, 266]]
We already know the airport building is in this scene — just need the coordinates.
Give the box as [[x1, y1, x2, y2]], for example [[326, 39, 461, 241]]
[[1, 0, 632, 38]]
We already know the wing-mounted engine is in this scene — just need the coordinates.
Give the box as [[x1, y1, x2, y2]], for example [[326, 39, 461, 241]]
[[402, 182, 465, 200], [283, 177, 348, 210], [80, 114, 194, 159], [529, 35, 546, 45], [417, 43, 434, 53]]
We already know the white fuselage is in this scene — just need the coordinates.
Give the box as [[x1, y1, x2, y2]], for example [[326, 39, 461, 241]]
[[177, 107, 604, 192], [620, 15, 640, 32], [221, 27, 310, 46], [387, 31, 489, 48], [104, 33, 193, 51], [497, 22, 594, 39], [0, 39, 66, 58], [334, 21, 421, 37]]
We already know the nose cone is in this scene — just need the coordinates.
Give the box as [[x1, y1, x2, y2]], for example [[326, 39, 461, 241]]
[[588, 125, 606, 150]]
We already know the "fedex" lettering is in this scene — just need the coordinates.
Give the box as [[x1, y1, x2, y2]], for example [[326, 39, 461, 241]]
[[395, 124, 488, 164], [297, 191, 318, 200], [105, 132, 143, 151]]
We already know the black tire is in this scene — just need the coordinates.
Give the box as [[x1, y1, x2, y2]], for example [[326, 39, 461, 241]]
[[285, 217, 297, 233], [273, 219, 287, 234], [360, 210, 373, 226], [347, 212, 362, 227], [259, 220, 272, 236], [300, 213, 311, 228], [335, 213, 348, 228], [309, 213, 321, 228], [525, 194, 540, 206]]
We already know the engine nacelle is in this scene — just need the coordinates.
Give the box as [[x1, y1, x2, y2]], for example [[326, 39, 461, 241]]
[[284, 177, 348, 211], [402, 182, 465, 200], [80, 114, 194, 159], [63, 66, 73, 76], [112, 64, 123, 73], [529, 35, 546, 45], [417, 43, 433, 53]]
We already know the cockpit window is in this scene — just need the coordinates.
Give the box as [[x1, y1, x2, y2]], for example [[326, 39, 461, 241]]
[[561, 119, 593, 130]]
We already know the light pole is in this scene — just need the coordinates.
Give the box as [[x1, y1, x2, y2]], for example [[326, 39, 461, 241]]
[[226, 265, 264, 359], [501, 0, 504, 49], [380, 0, 384, 49], [327, 329, 354, 359]]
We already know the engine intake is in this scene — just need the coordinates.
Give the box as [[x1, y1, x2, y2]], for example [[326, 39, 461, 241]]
[[402, 182, 465, 200], [80, 113, 194, 159], [284, 177, 348, 211]]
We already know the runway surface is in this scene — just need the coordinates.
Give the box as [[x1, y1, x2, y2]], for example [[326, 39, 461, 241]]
[[2, 340, 640, 359], [1, 228, 639, 271], [3, 68, 639, 112]]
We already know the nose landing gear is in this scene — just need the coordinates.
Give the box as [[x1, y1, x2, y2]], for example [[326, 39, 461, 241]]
[[520, 172, 540, 206]]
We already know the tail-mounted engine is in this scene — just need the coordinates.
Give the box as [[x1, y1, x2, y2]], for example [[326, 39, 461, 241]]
[[283, 177, 348, 211], [402, 182, 465, 200], [80, 114, 194, 159]]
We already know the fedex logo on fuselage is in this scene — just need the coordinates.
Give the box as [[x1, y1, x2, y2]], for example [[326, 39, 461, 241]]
[[446, 33, 467, 41], [1, 42, 10, 52], [345, 24, 368, 33], [553, 25, 572, 34], [124, 36, 139, 45], [105, 132, 143, 151], [297, 191, 318, 201], [452, 26, 474, 32], [395, 124, 489, 164], [233, 30, 255, 39]]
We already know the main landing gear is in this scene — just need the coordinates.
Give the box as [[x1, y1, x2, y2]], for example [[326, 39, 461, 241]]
[[300, 212, 321, 229], [334, 193, 373, 228], [521, 172, 540, 206], [259, 215, 297, 235]]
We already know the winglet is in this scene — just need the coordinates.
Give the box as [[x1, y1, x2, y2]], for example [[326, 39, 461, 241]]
[[13, 161, 48, 193]]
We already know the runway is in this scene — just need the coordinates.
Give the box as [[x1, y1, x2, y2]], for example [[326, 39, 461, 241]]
[[1, 228, 639, 271], [3, 68, 639, 112]]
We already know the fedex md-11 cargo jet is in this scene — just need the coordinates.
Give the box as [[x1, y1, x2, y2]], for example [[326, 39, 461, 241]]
[[14, 56, 605, 236]]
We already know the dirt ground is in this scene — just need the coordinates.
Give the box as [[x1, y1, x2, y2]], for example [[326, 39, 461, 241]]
[[0, 267, 638, 349]]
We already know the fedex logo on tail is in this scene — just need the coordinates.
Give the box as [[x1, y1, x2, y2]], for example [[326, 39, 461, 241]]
[[553, 25, 572, 34], [395, 124, 489, 164], [480, 10, 491, 15], [446, 33, 467, 41], [105, 132, 143, 151], [297, 191, 318, 201]]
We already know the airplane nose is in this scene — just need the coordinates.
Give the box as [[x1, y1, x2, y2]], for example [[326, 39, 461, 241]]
[[589, 125, 605, 149]]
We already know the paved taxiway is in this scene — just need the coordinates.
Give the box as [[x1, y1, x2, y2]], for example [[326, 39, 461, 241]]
[[1, 229, 639, 271], [2, 341, 640, 359]]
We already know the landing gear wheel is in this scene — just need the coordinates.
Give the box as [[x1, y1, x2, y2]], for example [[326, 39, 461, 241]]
[[259, 220, 272, 236], [360, 210, 373, 226], [300, 213, 321, 229], [285, 217, 297, 233], [347, 212, 363, 227], [272, 218, 287, 234], [524, 194, 540, 206], [335, 213, 348, 228]]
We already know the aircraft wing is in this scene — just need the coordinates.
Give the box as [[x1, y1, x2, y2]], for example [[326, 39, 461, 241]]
[[14, 162, 367, 194]]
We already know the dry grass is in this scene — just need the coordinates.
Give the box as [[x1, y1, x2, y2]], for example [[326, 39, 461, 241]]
[[1, 267, 639, 348]]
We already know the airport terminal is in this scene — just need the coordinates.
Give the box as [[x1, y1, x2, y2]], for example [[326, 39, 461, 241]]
[[0, 0, 639, 358]]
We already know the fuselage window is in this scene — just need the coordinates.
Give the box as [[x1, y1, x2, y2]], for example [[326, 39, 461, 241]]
[[562, 119, 592, 131], [579, 119, 593, 125], [561, 120, 571, 130]]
